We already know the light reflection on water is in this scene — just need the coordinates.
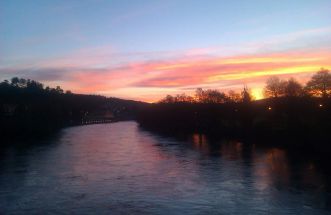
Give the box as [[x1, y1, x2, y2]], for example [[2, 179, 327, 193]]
[[0, 121, 330, 214]]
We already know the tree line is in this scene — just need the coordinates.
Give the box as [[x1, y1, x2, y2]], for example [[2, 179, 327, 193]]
[[265, 68, 331, 98], [137, 68, 331, 153], [159, 68, 331, 104], [0, 77, 145, 139], [0, 77, 67, 95]]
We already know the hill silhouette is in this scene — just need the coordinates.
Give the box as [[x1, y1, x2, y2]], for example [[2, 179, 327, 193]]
[[0, 77, 146, 139]]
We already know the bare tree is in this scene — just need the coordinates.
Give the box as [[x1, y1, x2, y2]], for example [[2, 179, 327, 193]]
[[264, 76, 286, 98], [159, 94, 194, 103], [305, 68, 331, 98], [195, 88, 228, 103], [228, 90, 241, 103], [174, 94, 194, 103], [195, 88, 204, 102], [159, 95, 175, 103], [284, 78, 303, 97], [241, 86, 252, 103]]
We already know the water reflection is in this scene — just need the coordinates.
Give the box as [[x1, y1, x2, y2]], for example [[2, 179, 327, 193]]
[[220, 141, 243, 160], [252, 148, 290, 191], [0, 121, 330, 214], [191, 133, 209, 152]]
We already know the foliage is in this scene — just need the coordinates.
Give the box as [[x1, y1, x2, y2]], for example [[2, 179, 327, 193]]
[[0, 77, 145, 137], [159, 94, 194, 103], [263, 69, 331, 99], [264, 77, 287, 98], [195, 89, 228, 103], [228, 90, 241, 103], [241, 86, 252, 103], [305, 68, 331, 98], [284, 78, 303, 97]]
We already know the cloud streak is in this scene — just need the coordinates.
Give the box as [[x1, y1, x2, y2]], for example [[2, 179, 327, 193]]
[[2, 48, 330, 102], [1, 27, 331, 102]]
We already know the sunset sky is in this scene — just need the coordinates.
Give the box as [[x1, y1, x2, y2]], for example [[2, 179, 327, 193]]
[[1, 0, 331, 102]]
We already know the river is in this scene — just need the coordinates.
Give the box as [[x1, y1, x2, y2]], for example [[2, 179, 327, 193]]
[[0, 121, 330, 214]]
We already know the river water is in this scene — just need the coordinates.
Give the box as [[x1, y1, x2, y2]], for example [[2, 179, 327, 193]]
[[0, 121, 330, 214]]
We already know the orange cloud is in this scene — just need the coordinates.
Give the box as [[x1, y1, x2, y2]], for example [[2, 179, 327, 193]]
[[130, 50, 331, 89], [5, 48, 330, 102]]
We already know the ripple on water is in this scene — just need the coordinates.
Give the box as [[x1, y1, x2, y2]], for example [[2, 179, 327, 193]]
[[0, 121, 330, 214]]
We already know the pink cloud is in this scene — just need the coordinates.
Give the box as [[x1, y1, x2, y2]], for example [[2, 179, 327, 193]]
[[40, 48, 330, 101], [3, 26, 331, 102]]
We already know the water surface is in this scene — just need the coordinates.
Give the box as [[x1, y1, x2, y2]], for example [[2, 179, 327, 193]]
[[0, 121, 330, 214]]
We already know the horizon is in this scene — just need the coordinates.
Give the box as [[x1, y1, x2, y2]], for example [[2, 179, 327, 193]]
[[1, 0, 331, 102]]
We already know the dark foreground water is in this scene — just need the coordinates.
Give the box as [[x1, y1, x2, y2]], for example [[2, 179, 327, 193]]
[[0, 121, 330, 214]]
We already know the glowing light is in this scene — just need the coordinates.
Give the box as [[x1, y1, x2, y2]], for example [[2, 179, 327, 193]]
[[251, 88, 264, 100], [36, 48, 331, 102], [207, 66, 330, 82], [268, 106, 272, 110], [319, 104, 323, 107]]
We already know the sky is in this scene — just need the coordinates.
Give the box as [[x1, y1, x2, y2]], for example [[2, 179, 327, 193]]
[[1, 0, 331, 102]]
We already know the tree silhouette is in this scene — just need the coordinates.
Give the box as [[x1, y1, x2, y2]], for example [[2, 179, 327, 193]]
[[305, 68, 331, 98], [203, 89, 228, 103], [264, 76, 286, 98], [159, 94, 194, 103], [160, 95, 175, 103], [55, 86, 64, 94], [195, 88, 204, 102], [284, 78, 303, 97], [0, 77, 144, 138], [10, 77, 20, 87], [228, 90, 241, 103], [241, 86, 252, 103], [194, 88, 228, 103]]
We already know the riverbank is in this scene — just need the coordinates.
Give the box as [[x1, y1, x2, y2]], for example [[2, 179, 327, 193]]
[[137, 97, 331, 153], [0, 78, 146, 141]]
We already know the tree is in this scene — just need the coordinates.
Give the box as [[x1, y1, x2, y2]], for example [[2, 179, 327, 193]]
[[305, 68, 331, 98], [284, 78, 303, 97], [195, 88, 204, 102], [264, 76, 286, 98], [55, 86, 64, 94], [228, 90, 241, 103], [174, 93, 194, 103], [159, 95, 175, 103], [205, 89, 227, 103], [195, 88, 228, 103], [159, 94, 194, 103], [26, 79, 43, 90], [241, 86, 252, 103], [10, 77, 19, 86]]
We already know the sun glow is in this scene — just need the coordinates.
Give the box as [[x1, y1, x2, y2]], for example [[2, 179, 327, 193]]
[[12, 47, 331, 102], [207, 66, 330, 82], [251, 88, 264, 100]]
